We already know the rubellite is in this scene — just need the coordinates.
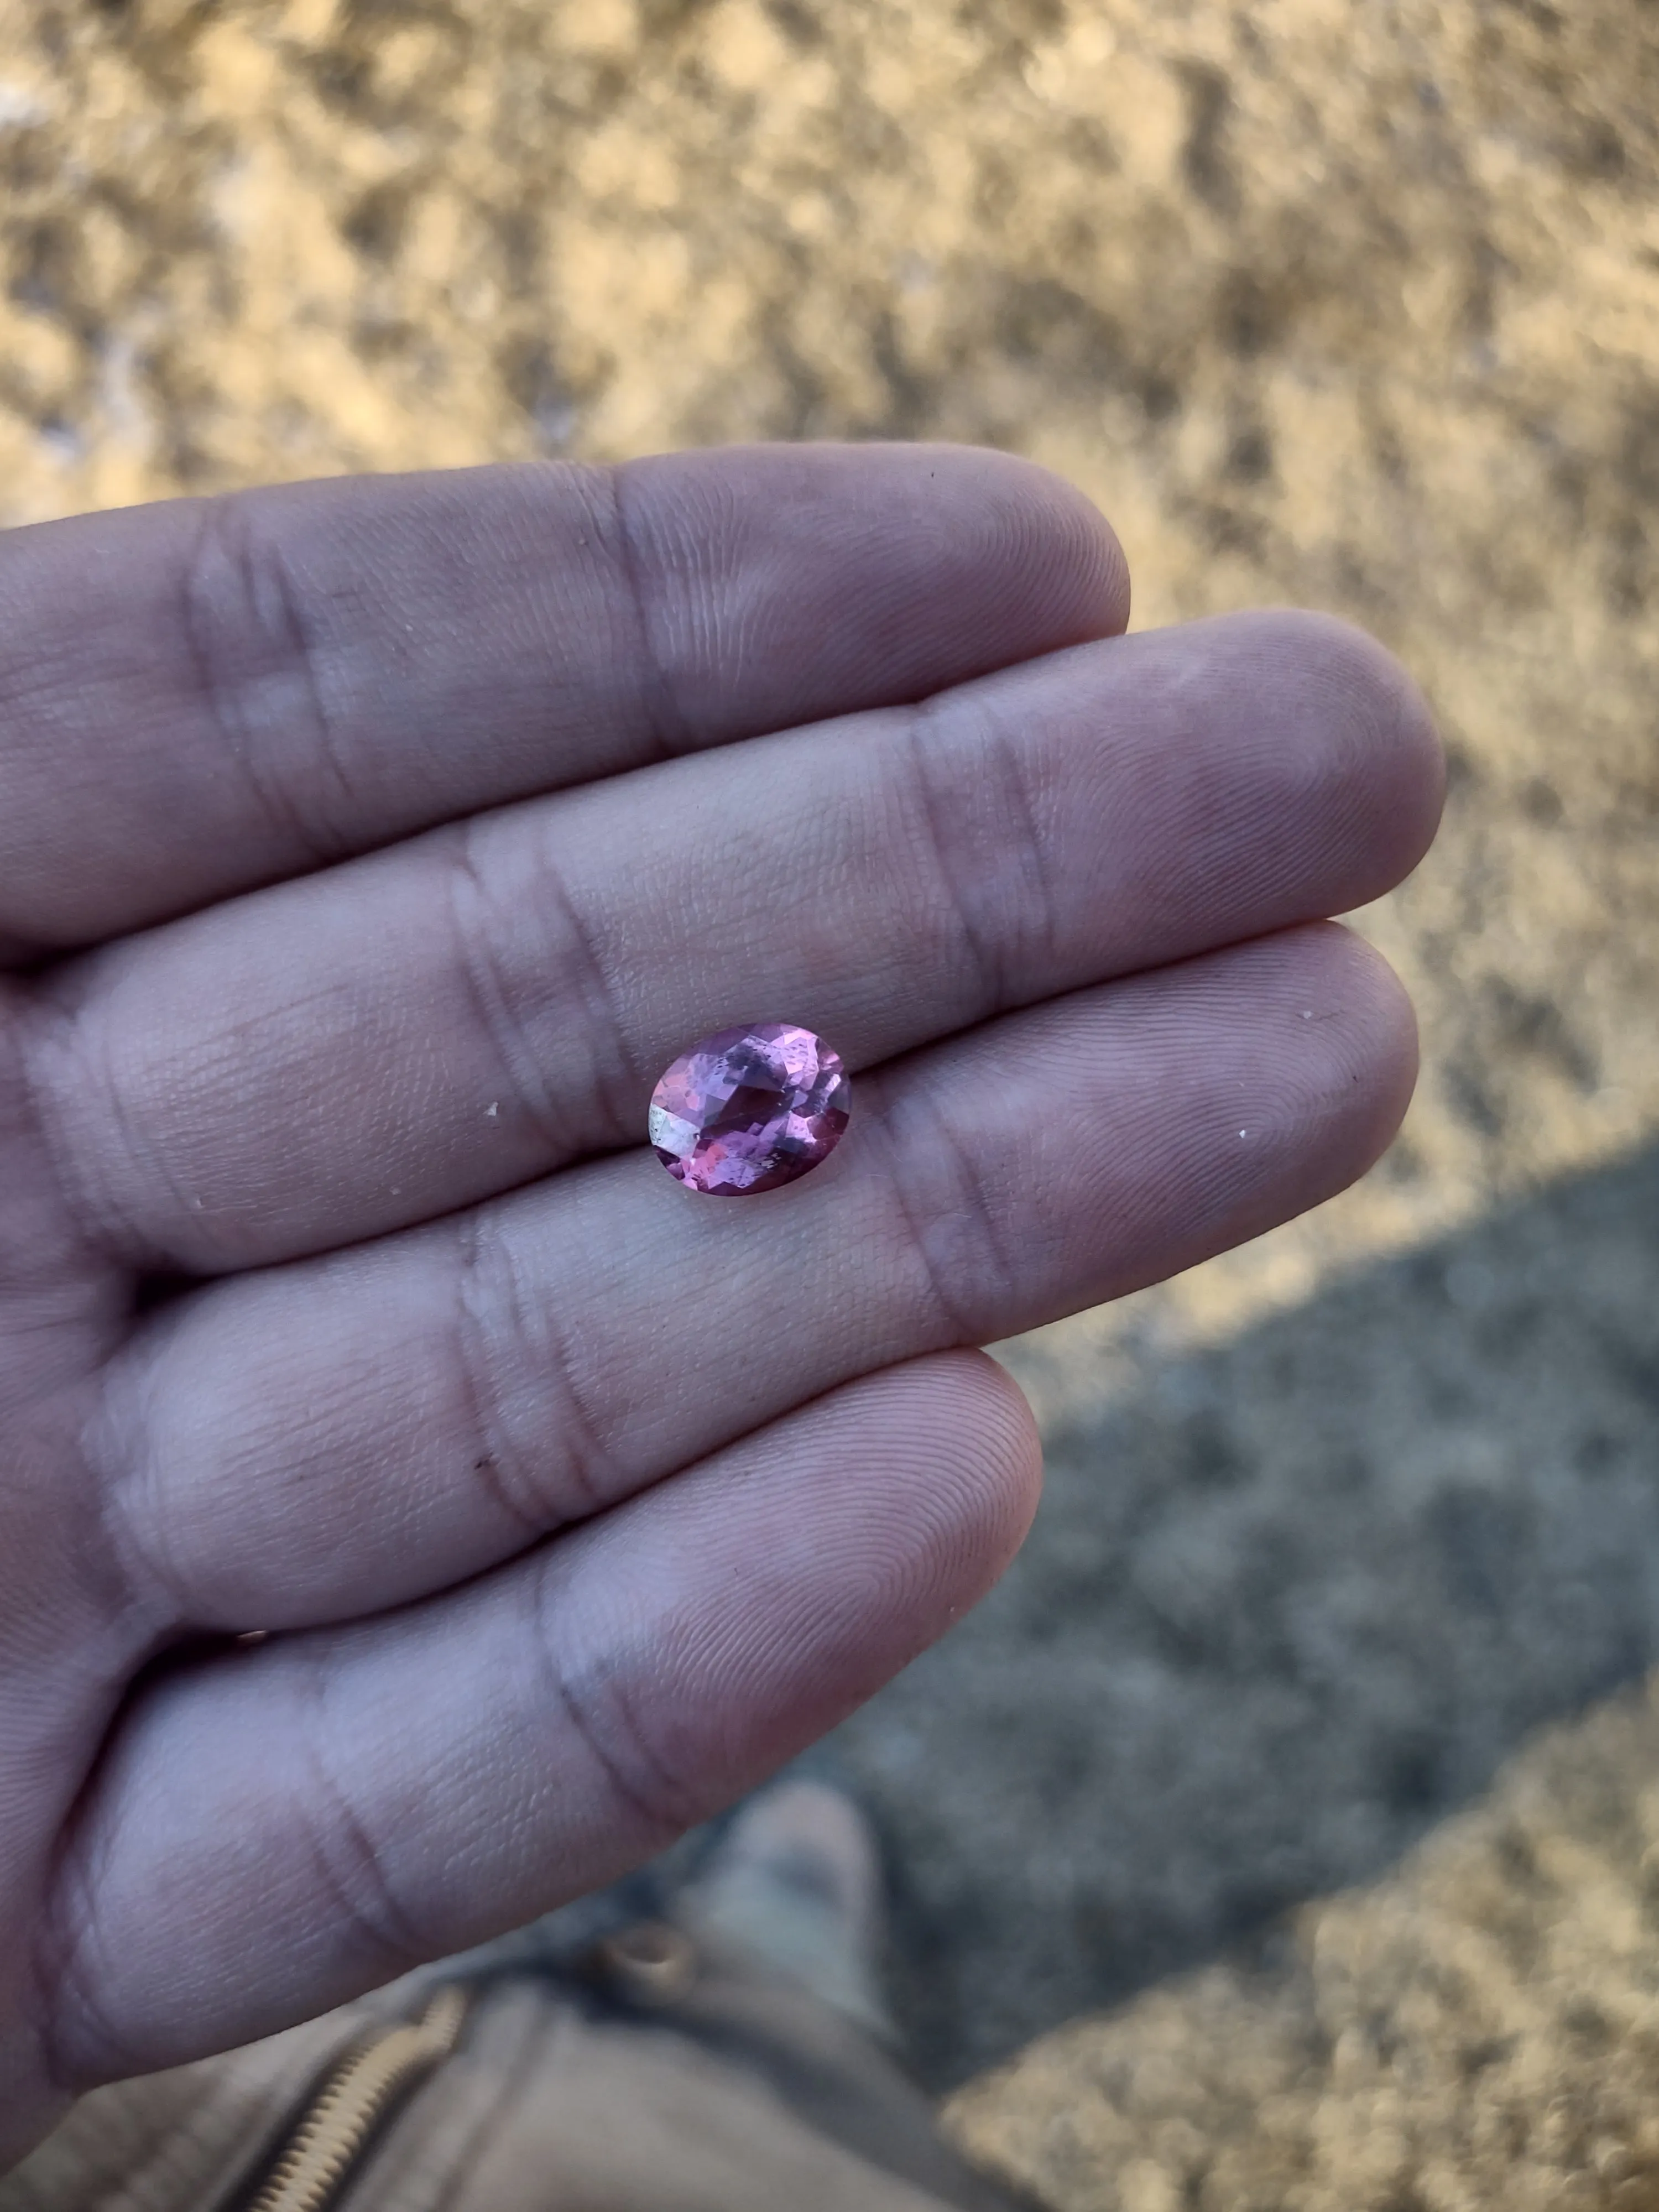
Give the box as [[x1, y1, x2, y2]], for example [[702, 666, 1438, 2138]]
[[648, 1023, 852, 1195]]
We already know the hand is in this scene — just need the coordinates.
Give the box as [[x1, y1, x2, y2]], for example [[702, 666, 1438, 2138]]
[[0, 444, 1439, 2155]]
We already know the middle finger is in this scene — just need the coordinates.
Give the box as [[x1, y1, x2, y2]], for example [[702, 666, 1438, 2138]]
[[32, 611, 1436, 1274]]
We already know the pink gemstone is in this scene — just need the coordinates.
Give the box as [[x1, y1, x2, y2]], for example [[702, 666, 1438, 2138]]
[[649, 1024, 852, 1196]]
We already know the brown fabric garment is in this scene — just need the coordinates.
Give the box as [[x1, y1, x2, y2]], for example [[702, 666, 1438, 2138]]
[[0, 2007, 372, 2212], [1, 1938, 1018, 2212]]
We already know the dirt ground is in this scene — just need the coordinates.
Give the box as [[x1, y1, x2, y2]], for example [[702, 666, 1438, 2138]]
[[867, 1140, 1659, 2069], [947, 1663, 1659, 2210], [2, 0, 1658, 2199]]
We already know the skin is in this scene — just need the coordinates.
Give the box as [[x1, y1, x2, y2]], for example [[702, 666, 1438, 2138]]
[[0, 442, 1443, 2162]]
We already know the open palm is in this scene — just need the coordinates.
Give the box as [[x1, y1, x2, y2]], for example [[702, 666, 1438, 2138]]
[[0, 444, 1440, 2158]]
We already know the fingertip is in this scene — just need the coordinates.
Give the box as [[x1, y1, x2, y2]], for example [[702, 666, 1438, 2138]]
[[931, 443, 1131, 650], [728, 1350, 1044, 1644], [674, 1351, 1045, 1727], [1268, 609, 1446, 896], [617, 441, 1130, 741], [1374, 645, 1446, 879], [1281, 919, 1423, 1185], [896, 1347, 1046, 1590]]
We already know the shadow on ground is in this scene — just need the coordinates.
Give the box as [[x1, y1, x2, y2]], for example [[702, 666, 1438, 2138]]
[[835, 1141, 1659, 2088]]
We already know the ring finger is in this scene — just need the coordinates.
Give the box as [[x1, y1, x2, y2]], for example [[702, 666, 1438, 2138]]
[[96, 922, 1415, 1634]]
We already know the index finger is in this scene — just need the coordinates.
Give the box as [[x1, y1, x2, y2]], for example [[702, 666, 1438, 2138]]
[[0, 444, 1128, 958]]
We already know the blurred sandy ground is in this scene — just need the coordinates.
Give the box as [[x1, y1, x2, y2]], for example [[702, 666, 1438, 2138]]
[[2, 1, 1657, 2200], [0, 0, 1653, 1353]]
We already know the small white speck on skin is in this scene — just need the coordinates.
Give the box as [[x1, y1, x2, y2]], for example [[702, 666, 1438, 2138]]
[[1239, 1130, 1248, 1138], [486, 1101, 500, 1118], [389, 1186, 401, 1197], [1302, 1009, 1314, 1019]]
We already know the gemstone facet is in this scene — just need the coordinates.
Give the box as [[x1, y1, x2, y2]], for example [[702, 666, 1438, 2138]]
[[648, 1023, 852, 1196]]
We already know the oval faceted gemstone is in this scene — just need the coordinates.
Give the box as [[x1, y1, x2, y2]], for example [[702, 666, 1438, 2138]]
[[649, 1023, 852, 1195]]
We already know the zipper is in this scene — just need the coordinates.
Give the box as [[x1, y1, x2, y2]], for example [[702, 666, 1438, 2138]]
[[237, 1984, 470, 2212]]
